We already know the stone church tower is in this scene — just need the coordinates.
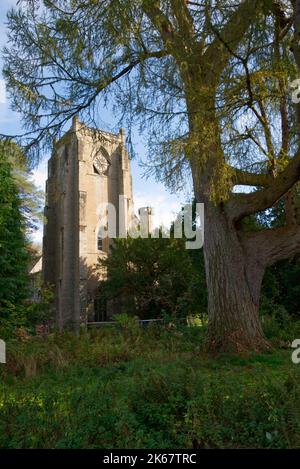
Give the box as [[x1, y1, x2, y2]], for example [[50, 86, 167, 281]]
[[42, 117, 134, 329]]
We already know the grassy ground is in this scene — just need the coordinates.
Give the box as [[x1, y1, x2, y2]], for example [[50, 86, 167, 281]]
[[1, 321, 300, 448]]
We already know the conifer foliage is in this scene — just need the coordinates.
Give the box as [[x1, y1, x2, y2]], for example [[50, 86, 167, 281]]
[[0, 142, 30, 329]]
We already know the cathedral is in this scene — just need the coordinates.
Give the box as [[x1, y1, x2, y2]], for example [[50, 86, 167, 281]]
[[42, 117, 151, 329]]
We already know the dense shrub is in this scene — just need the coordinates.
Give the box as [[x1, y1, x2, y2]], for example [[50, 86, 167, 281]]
[[261, 256, 300, 320], [97, 236, 207, 320]]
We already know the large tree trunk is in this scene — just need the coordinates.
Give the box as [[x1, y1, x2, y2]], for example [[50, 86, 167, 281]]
[[203, 203, 270, 353]]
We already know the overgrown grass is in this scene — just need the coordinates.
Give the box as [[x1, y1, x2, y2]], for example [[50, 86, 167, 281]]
[[1, 321, 300, 449]]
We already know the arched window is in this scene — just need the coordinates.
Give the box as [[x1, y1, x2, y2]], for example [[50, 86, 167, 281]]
[[97, 233, 103, 251]]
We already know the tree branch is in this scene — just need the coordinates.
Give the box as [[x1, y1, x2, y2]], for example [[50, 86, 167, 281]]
[[292, 0, 300, 69], [268, 0, 291, 28], [142, 0, 177, 45], [232, 168, 274, 187], [142, 0, 196, 61], [1, 50, 168, 148], [242, 224, 300, 267], [256, 96, 276, 171], [203, 0, 261, 81], [170, 0, 195, 46], [227, 149, 300, 221]]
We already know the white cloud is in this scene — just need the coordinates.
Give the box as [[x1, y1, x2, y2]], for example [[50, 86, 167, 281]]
[[30, 228, 43, 246], [0, 80, 6, 104], [31, 160, 47, 191]]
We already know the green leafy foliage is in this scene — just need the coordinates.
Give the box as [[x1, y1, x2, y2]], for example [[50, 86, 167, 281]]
[[3, 139, 44, 233], [262, 256, 300, 320], [1, 325, 300, 448], [97, 236, 207, 319]]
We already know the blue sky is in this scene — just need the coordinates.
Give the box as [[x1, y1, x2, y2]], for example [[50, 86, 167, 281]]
[[0, 0, 189, 244]]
